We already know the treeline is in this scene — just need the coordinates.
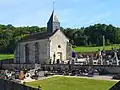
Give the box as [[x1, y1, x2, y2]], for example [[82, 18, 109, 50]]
[[63, 24, 120, 46], [0, 24, 46, 54], [0, 23, 120, 54]]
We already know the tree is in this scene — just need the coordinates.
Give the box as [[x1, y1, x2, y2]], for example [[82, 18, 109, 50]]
[[0, 23, 120, 54]]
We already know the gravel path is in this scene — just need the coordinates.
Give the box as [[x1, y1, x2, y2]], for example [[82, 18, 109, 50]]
[[21, 75, 119, 83]]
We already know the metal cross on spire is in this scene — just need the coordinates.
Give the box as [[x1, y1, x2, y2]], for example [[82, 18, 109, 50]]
[[53, 0, 56, 11]]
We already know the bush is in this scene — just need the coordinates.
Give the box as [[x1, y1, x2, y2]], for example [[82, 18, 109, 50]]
[[91, 44, 96, 47], [72, 45, 77, 48], [106, 39, 111, 45]]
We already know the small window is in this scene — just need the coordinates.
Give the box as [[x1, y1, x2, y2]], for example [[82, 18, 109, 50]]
[[94, 62, 97, 64], [58, 45, 61, 48]]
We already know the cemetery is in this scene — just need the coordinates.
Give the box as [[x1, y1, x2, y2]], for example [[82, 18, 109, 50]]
[[0, 2, 120, 90], [1, 41, 120, 90], [0, 65, 117, 90]]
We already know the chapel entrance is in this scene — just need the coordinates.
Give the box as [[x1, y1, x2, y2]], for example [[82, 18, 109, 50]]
[[57, 52, 62, 64]]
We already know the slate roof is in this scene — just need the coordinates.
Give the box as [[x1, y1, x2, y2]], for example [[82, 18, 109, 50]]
[[20, 11, 68, 42], [48, 11, 59, 23], [20, 30, 58, 42], [20, 29, 69, 43]]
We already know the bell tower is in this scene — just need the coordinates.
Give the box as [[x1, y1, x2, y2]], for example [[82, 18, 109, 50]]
[[47, 1, 60, 33], [47, 11, 60, 33]]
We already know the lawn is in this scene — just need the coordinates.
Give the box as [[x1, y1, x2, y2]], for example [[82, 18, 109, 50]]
[[73, 44, 120, 52], [1, 44, 120, 60], [0, 54, 14, 60], [26, 76, 116, 90]]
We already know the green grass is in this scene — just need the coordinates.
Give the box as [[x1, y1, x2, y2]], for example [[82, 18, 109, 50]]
[[26, 76, 116, 90], [73, 44, 120, 52], [1, 44, 120, 60], [0, 54, 14, 60]]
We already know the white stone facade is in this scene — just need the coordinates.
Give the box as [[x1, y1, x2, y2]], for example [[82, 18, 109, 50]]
[[14, 11, 72, 64], [14, 30, 72, 64], [49, 30, 71, 64]]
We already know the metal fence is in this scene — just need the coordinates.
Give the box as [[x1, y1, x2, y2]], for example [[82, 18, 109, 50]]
[[0, 79, 39, 90]]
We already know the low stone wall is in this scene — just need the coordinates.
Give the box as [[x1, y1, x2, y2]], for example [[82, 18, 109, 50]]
[[1, 64, 120, 74], [72, 65, 120, 74], [0, 79, 38, 90], [42, 64, 120, 74], [1, 64, 41, 70], [98, 67, 120, 74], [0, 59, 13, 64]]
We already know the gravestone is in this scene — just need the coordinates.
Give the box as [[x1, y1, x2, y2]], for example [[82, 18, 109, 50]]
[[19, 71, 25, 80], [35, 64, 41, 69], [38, 71, 45, 77]]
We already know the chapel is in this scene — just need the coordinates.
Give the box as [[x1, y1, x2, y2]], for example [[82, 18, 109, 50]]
[[14, 11, 72, 64]]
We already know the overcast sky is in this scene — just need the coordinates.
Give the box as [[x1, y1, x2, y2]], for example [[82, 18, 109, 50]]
[[0, 0, 120, 28]]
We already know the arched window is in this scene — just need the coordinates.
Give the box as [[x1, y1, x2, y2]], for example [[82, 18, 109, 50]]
[[35, 42, 39, 63], [25, 44, 29, 63]]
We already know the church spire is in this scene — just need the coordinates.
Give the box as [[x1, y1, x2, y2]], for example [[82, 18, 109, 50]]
[[47, 3, 60, 33]]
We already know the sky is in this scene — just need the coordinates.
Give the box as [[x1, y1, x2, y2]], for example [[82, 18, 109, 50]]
[[0, 0, 120, 28]]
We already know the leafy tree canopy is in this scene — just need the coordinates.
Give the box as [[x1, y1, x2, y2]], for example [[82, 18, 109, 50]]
[[0, 23, 120, 54]]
